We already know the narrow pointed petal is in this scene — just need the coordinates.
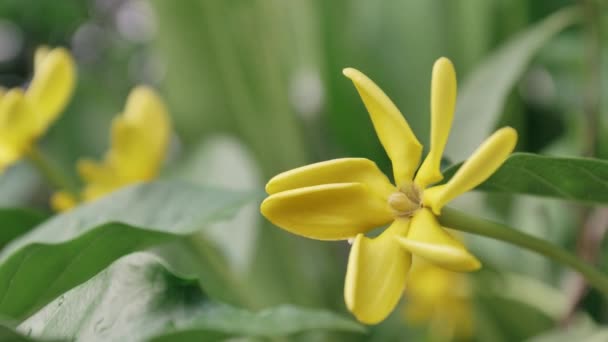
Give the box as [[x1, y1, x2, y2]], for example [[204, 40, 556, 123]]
[[34, 46, 50, 69], [261, 183, 393, 240], [345, 219, 411, 324], [0, 148, 17, 173], [26, 47, 76, 134], [415, 58, 457, 188], [265, 158, 395, 197], [397, 209, 480, 272], [343, 68, 422, 186], [423, 127, 517, 214], [0, 89, 34, 167]]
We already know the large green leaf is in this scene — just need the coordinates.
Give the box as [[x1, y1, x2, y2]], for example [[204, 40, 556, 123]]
[[0, 209, 47, 250], [20, 253, 364, 342], [446, 7, 579, 161], [0, 324, 50, 342], [443, 153, 608, 204], [0, 181, 255, 321]]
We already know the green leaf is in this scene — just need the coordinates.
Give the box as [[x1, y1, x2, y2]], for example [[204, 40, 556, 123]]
[[20, 253, 364, 342], [152, 305, 366, 341], [0, 324, 52, 342], [0, 164, 41, 207], [0, 181, 256, 321], [0, 209, 47, 250], [443, 153, 608, 204], [446, 7, 579, 161], [527, 315, 608, 342], [476, 294, 554, 341]]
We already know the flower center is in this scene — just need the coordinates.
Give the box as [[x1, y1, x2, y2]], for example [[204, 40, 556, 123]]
[[388, 184, 422, 217]]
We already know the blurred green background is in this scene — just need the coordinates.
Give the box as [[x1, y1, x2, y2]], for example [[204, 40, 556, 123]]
[[0, 0, 607, 341]]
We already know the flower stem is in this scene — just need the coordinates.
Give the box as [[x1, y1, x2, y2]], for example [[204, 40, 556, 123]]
[[25, 146, 79, 197], [439, 207, 608, 296]]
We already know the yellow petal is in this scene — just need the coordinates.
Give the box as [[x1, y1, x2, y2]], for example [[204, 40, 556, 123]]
[[77, 159, 117, 186], [423, 127, 517, 214], [345, 219, 411, 324], [343, 68, 422, 186], [26, 47, 76, 135], [107, 86, 171, 181], [397, 208, 480, 272], [0, 89, 34, 168], [261, 183, 393, 240], [265, 158, 394, 197], [77, 159, 121, 202], [77, 151, 136, 203], [74, 87, 170, 204], [34, 46, 50, 69], [404, 259, 452, 323], [0, 146, 19, 174], [415, 58, 457, 188], [51, 191, 77, 212]]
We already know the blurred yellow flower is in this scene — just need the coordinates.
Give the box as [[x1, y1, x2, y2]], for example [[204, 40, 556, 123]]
[[260, 57, 517, 324], [52, 86, 171, 211], [0, 46, 75, 172], [405, 256, 474, 340]]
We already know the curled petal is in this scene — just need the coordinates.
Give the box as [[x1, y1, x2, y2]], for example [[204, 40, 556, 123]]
[[423, 127, 517, 214], [345, 219, 411, 324], [343, 68, 422, 186], [265, 158, 394, 198], [415, 57, 457, 188], [261, 183, 393, 240], [397, 208, 480, 272], [26, 47, 76, 135]]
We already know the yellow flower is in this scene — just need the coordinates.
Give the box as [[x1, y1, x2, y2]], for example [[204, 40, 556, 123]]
[[52, 86, 171, 211], [0, 46, 76, 172], [260, 57, 517, 324], [405, 255, 474, 340]]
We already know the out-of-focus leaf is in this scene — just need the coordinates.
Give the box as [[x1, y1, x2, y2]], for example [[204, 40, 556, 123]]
[[446, 7, 579, 160], [173, 135, 261, 274], [526, 315, 608, 342], [0, 323, 55, 342], [152, 305, 365, 341], [0, 209, 47, 250], [21, 253, 364, 342], [0, 164, 40, 207], [476, 294, 554, 341], [443, 153, 608, 204], [0, 182, 256, 321]]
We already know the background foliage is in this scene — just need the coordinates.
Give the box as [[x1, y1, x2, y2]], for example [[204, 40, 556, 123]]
[[0, 0, 606, 341]]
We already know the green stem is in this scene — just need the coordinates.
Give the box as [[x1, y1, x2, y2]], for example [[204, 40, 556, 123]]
[[187, 235, 257, 309], [439, 207, 608, 296], [25, 146, 79, 197]]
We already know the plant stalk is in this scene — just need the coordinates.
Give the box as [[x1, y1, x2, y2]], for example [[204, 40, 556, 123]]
[[25, 146, 79, 197], [439, 207, 608, 296]]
